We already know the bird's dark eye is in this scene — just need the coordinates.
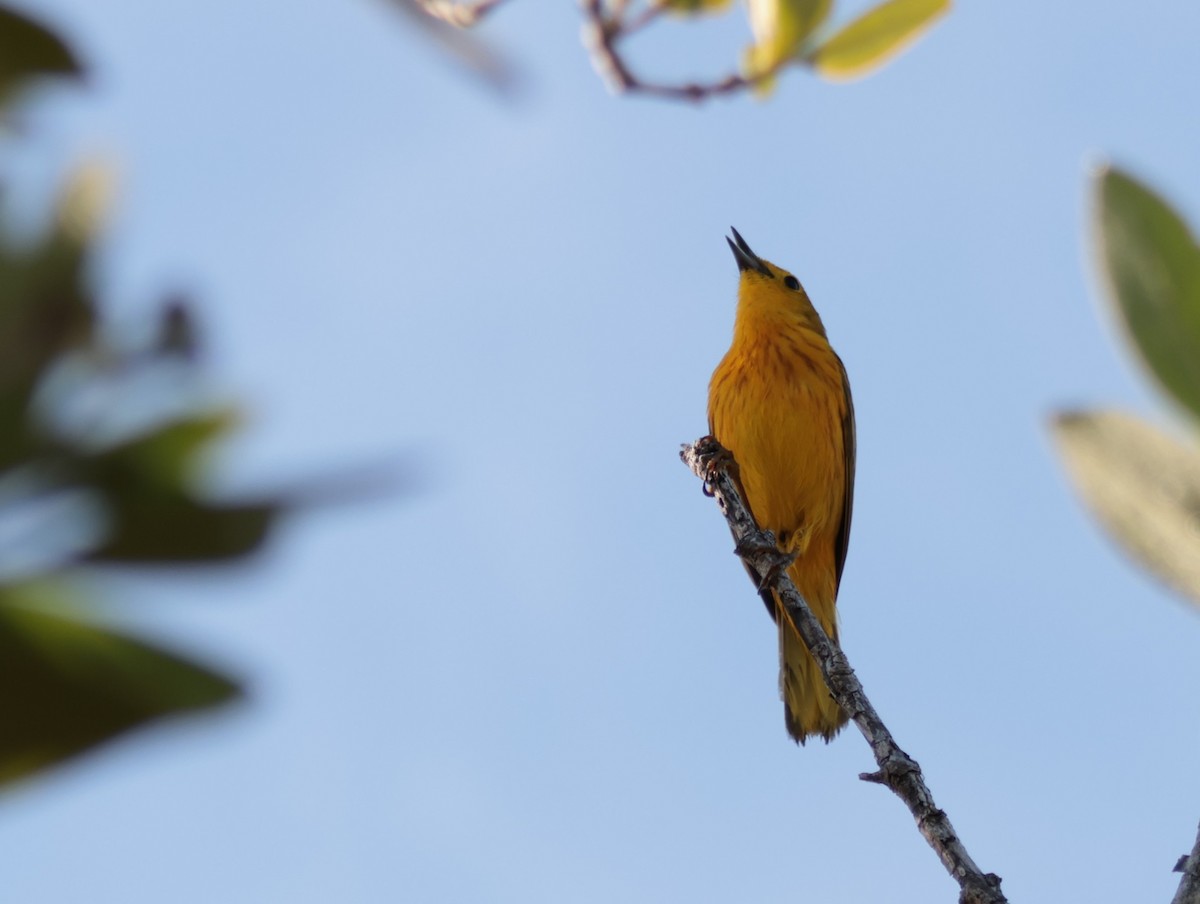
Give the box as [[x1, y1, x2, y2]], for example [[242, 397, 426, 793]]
[[783, 275, 800, 290]]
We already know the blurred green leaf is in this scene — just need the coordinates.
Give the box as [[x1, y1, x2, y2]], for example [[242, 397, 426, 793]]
[[1095, 167, 1200, 422], [743, 0, 832, 88], [87, 409, 240, 493], [78, 409, 274, 565], [0, 583, 239, 786], [0, 163, 119, 474], [89, 496, 276, 563], [809, 0, 949, 81], [0, 6, 82, 109], [0, 244, 92, 387], [0, 243, 94, 472], [1051, 409, 1200, 608], [0, 236, 92, 377]]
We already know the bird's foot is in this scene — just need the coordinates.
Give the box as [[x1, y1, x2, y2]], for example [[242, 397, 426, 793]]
[[693, 435, 735, 496]]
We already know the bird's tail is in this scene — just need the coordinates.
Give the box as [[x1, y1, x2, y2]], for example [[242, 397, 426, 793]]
[[777, 587, 847, 744]]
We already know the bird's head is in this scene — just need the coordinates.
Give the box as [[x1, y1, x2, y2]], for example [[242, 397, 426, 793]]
[[726, 227, 825, 334]]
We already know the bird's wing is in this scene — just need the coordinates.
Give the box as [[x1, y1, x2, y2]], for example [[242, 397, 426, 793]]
[[833, 356, 856, 591]]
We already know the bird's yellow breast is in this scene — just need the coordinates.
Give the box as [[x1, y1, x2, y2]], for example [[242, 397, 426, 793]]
[[708, 324, 848, 557]]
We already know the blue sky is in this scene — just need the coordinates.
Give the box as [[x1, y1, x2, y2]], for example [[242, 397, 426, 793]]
[[4, 0, 1200, 901]]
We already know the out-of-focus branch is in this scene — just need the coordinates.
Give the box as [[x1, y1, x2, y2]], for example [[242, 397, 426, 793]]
[[681, 436, 1009, 904], [415, 0, 509, 27], [1173, 822, 1200, 904], [405, 0, 780, 101], [580, 0, 770, 101], [383, 0, 516, 90]]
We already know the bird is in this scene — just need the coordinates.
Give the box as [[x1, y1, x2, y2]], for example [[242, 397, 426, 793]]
[[707, 227, 856, 743]]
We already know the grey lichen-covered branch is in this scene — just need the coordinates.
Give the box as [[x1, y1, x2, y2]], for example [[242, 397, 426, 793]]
[[1172, 821, 1200, 904], [681, 435, 1009, 904]]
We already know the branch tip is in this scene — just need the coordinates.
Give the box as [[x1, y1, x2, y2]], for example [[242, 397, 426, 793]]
[[417, 0, 508, 27]]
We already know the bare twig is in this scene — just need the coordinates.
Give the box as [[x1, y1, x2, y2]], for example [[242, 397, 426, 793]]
[[1172, 822, 1200, 904], [681, 436, 1009, 904], [416, 0, 509, 27], [620, 3, 665, 36], [580, 0, 769, 102], [383, 0, 516, 90]]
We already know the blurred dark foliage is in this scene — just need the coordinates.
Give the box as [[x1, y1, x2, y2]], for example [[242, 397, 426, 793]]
[[0, 5, 290, 787]]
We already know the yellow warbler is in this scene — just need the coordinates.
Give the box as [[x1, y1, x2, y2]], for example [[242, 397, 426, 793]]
[[707, 228, 855, 743]]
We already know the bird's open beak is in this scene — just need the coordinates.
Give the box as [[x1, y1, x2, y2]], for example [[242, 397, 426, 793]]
[[726, 227, 773, 277]]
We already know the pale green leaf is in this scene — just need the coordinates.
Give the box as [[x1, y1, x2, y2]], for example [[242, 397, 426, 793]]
[[809, 0, 949, 81], [1095, 167, 1200, 422], [55, 160, 116, 246], [743, 0, 833, 86], [1052, 409, 1200, 608]]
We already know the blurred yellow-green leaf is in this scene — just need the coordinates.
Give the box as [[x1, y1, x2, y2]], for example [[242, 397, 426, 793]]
[[809, 0, 949, 81], [55, 160, 117, 246], [743, 0, 832, 86], [0, 5, 82, 109], [0, 584, 239, 786], [1095, 167, 1200, 422], [1051, 409, 1200, 608], [663, 0, 733, 12]]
